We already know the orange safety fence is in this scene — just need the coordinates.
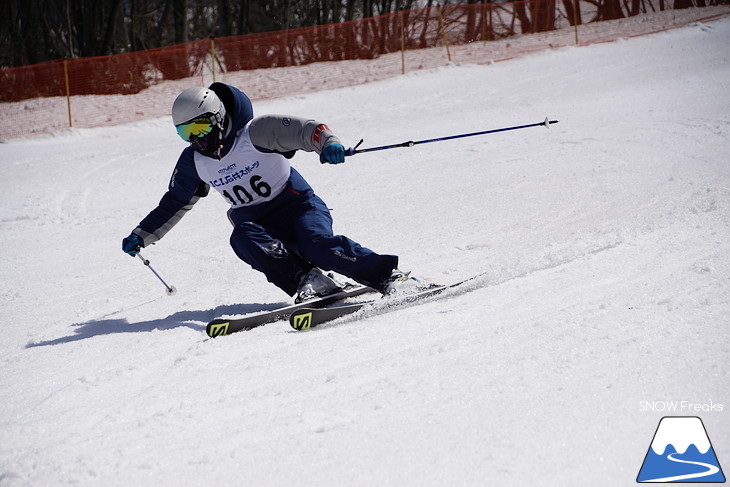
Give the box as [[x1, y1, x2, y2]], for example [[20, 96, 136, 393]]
[[1, 0, 728, 140]]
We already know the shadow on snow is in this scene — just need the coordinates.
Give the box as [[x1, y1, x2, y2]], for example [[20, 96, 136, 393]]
[[26, 301, 286, 348]]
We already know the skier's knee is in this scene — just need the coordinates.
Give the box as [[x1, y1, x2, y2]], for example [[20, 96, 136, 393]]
[[231, 222, 290, 260]]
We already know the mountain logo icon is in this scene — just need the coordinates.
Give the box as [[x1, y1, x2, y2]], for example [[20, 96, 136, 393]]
[[637, 416, 725, 483]]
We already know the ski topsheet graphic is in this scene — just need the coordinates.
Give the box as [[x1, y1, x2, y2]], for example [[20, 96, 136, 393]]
[[637, 416, 725, 483]]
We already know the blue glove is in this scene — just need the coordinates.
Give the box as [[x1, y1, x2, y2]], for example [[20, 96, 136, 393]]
[[320, 143, 345, 164], [122, 233, 143, 256]]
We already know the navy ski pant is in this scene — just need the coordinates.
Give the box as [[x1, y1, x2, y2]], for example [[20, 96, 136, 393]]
[[228, 170, 398, 296]]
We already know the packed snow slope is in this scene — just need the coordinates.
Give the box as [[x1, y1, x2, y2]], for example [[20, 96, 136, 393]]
[[1, 17, 729, 487]]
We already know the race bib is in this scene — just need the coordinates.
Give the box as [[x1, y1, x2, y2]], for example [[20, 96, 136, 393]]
[[194, 124, 290, 208]]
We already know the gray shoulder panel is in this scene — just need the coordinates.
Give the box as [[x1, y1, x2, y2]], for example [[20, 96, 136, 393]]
[[248, 115, 340, 153]]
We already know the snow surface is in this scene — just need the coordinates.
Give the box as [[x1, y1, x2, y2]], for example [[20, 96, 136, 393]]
[[1, 16, 729, 487]]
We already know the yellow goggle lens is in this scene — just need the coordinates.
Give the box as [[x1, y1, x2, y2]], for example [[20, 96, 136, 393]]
[[176, 118, 214, 142]]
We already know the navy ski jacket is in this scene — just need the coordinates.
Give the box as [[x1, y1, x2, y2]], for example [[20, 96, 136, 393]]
[[133, 83, 255, 246]]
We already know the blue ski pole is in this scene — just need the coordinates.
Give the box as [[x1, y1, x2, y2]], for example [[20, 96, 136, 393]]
[[345, 117, 558, 156]]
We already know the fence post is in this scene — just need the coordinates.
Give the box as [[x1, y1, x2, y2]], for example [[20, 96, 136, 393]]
[[63, 60, 73, 128], [437, 4, 452, 62], [210, 37, 217, 82], [400, 10, 406, 75], [573, 0, 580, 44]]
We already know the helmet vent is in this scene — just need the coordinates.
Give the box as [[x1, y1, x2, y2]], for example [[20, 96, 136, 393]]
[[198, 93, 207, 108], [172, 87, 222, 126]]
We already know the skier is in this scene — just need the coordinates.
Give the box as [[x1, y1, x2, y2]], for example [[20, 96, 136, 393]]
[[122, 83, 426, 302]]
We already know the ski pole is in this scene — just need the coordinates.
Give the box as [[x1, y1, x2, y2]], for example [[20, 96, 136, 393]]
[[345, 117, 558, 156], [136, 253, 177, 296]]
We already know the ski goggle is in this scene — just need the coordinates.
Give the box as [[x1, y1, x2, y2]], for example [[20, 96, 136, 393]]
[[176, 117, 215, 142]]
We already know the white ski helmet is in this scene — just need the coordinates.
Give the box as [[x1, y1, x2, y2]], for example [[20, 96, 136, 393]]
[[172, 87, 228, 156], [172, 86, 226, 127]]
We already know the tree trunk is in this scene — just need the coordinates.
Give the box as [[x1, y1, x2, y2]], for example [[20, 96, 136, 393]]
[[172, 0, 187, 44], [598, 0, 625, 20], [101, 0, 122, 54], [513, 1, 532, 34]]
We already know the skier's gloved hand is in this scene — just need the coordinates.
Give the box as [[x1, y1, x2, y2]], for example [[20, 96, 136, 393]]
[[122, 233, 143, 256], [320, 143, 345, 164]]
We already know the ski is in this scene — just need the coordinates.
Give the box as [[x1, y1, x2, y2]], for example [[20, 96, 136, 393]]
[[289, 273, 488, 331], [206, 285, 373, 337]]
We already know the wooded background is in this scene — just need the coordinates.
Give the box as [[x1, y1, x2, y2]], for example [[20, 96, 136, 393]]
[[2, 1, 445, 67], [4, 0, 715, 68]]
